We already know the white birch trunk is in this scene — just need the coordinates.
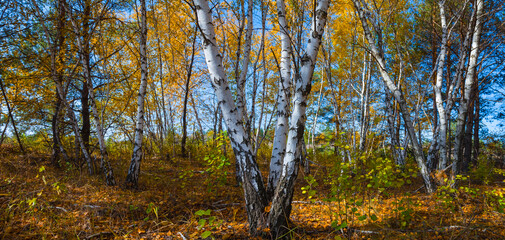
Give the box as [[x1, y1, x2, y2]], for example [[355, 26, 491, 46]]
[[126, 0, 148, 187], [268, 0, 329, 236], [86, 72, 116, 186], [434, 0, 449, 170], [453, 0, 483, 176], [359, 52, 371, 151], [352, 0, 434, 193], [236, 0, 254, 130], [266, 0, 293, 200], [193, 0, 266, 234], [54, 81, 94, 175]]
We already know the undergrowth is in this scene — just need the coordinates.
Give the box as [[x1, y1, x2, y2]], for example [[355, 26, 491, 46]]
[[1, 139, 505, 239]]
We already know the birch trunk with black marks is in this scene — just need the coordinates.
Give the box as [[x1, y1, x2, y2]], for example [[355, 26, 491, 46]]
[[434, 0, 449, 170], [193, 0, 267, 234], [231, 0, 254, 184], [236, 0, 254, 134], [453, 0, 483, 177], [126, 0, 148, 187], [268, 0, 329, 237], [352, 0, 434, 193], [359, 53, 371, 151], [266, 0, 292, 201], [86, 71, 116, 186], [427, 0, 474, 170]]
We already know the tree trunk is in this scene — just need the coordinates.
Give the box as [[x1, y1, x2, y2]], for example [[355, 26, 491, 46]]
[[359, 52, 371, 151], [235, 0, 254, 137], [80, 0, 91, 157], [0, 117, 9, 146], [352, 0, 434, 193], [190, 93, 205, 143], [453, 0, 483, 177], [50, 0, 68, 167], [266, 0, 292, 200], [193, 0, 267, 234], [462, 99, 474, 173], [126, 0, 148, 188], [181, 34, 196, 158], [51, 90, 63, 166], [473, 90, 480, 163], [86, 73, 116, 186], [434, 0, 449, 170], [0, 78, 24, 154], [268, 0, 329, 237]]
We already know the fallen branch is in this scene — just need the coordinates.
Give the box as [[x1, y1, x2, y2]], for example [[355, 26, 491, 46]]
[[48, 206, 68, 212]]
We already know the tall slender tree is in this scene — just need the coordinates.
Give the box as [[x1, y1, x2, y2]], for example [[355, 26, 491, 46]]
[[126, 0, 149, 187]]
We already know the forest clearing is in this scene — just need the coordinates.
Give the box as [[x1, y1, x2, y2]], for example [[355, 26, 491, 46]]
[[1, 0, 505, 239]]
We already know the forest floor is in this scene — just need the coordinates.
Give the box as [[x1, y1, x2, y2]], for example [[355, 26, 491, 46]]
[[1, 143, 505, 239]]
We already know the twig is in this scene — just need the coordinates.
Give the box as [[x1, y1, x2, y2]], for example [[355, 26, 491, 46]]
[[212, 203, 241, 207], [83, 204, 101, 209], [49, 206, 69, 212], [177, 232, 187, 240], [413, 185, 425, 193], [293, 200, 328, 205]]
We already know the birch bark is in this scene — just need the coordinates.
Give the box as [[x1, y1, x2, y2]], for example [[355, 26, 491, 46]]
[[268, 0, 329, 236], [33, 0, 94, 174], [193, 0, 266, 234], [126, 0, 148, 187], [434, 0, 449, 170], [352, 0, 434, 192], [266, 0, 293, 200], [65, 0, 116, 185], [236, 0, 254, 134], [453, 0, 483, 176]]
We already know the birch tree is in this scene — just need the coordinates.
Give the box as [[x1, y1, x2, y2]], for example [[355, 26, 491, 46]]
[[193, 0, 267, 233], [352, 0, 434, 193], [266, 0, 293, 200], [453, 0, 484, 176], [267, 0, 329, 236], [126, 0, 148, 187], [193, 0, 329, 236]]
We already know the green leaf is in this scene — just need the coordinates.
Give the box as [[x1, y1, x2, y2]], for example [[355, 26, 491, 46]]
[[358, 214, 367, 221], [332, 221, 347, 231], [201, 230, 212, 239], [198, 219, 207, 227], [370, 214, 378, 221], [195, 209, 211, 216]]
